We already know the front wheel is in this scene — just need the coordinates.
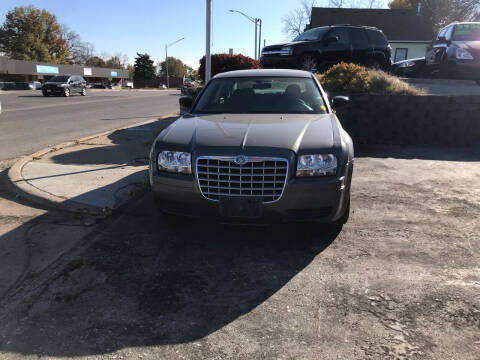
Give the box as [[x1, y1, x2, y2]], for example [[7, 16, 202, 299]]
[[64, 88, 70, 97], [42, 92, 49, 97], [298, 54, 319, 73], [81, 87, 86, 96]]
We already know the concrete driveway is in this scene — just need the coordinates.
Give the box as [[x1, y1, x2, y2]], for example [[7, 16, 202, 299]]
[[0, 145, 479, 360], [405, 78, 480, 96]]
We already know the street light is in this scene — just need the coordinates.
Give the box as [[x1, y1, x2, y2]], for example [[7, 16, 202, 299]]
[[229, 10, 262, 60], [165, 37, 184, 88]]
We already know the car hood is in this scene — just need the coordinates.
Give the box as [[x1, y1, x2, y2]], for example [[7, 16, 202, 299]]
[[454, 40, 480, 57], [155, 113, 337, 153], [262, 41, 311, 51]]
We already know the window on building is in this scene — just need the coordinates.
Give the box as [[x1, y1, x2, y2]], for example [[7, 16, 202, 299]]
[[394, 48, 408, 62]]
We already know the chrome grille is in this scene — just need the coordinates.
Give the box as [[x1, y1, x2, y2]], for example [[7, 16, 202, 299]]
[[196, 156, 288, 203]]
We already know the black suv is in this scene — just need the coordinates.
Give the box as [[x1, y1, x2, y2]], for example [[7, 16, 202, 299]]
[[261, 25, 391, 72], [42, 75, 87, 97], [425, 22, 480, 84]]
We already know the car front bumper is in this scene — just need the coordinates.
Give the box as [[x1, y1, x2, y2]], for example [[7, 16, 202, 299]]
[[450, 59, 480, 79], [42, 87, 67, 95], [260, 55, 299, 69], [149, 161, 353, 223]]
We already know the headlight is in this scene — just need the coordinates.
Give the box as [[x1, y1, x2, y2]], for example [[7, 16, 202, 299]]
[[456, 48, 473, 60], [157, 151, 192, 174], [398, 61, 416, 68], [280, 46, 293, 56], [296, 154, 337, 177]]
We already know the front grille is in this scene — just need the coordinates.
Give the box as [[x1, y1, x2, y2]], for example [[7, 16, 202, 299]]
[[196, 156, 288, 203]]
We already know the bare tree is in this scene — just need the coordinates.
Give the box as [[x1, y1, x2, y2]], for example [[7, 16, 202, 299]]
[[282, 0, 317, 38], [62, 25, 95, 65]]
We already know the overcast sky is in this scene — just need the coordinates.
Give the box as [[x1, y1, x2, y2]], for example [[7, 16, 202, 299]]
[[0, 0, 389, 69]]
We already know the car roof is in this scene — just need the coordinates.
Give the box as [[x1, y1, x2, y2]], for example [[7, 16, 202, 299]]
[[213, 69, 313, 79]]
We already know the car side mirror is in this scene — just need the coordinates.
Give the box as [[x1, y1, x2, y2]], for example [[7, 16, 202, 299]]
[[331, 96, 349, 109], [324, 36, 338, 45], [179, 96, 193, 110], [438, 36, 448, 44]]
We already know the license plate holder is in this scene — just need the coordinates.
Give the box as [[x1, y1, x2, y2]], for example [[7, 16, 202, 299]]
[[219, 196, 262, 218]]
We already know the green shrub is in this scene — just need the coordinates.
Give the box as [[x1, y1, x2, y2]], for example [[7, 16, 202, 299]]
[[317, 62, 423, 95]]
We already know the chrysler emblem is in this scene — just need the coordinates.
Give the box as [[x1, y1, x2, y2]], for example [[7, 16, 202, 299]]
[[234, 155, 248, 165]]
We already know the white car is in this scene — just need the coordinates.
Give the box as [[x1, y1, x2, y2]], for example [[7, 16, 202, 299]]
[[28, 81, 42, 90]]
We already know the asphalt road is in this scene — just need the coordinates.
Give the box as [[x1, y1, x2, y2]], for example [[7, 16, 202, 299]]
[[0, 89, 179, 160], [0, 146, 479, 359]]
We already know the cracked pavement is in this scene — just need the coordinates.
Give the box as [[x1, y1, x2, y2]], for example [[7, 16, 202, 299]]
[[0, 146, 479, 360]]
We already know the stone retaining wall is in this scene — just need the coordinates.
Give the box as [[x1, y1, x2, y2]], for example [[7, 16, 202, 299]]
[[336, 95, 480, 147]]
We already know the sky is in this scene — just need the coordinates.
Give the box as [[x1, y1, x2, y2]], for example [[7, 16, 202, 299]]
[[0, 0, 389, 69]]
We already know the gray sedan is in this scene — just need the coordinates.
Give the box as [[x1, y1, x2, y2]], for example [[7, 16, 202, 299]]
[[149, 69, 353, 227]]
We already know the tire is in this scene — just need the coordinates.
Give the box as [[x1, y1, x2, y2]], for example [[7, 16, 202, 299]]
[[42, 92, 49, 97], [298, 54, 319, 73], [81, 87, 86, 96], [64, 88, 70, 97]]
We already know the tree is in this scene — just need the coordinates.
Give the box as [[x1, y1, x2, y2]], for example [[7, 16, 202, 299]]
[[62, 25, 94, 65], [126, 64, 134, 80], [0, 6, 69, 63], [198, 54, 260, 82], [388, 0, 413, 9], [389, 0, 480, 30], [158, 56, 189, 78], [133, 53, 155, 85], [85, 56, 105, 67], [282, 0, 384, 38], [105, 56, 122, 68]]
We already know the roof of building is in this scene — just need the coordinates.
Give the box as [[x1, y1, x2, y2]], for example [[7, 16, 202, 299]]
[[310, 8, 435, 42], [214, 69, 312, 78]]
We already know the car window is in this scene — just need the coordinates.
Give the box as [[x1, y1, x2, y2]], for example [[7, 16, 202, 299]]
[[444, 26, 454, 41], [366, 29, 388, 47], [327, 28, 350, 46], [48, 75, 70, 83], [293, 27, 329, 41], [452, 23, 480, 41], [192, 77, 327, 114], [349, 28, 370, 49]]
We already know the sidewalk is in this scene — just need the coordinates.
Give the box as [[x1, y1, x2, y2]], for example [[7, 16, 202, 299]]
[[7, 114, 178, 216]]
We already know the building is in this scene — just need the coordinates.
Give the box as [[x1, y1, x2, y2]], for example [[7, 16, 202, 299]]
[[0, 56, 129, 84], [308, 8, 435, 62]]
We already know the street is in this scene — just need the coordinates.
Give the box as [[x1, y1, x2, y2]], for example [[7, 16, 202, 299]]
[[0, 145, 479, 359], [0, 90, 179, 160]]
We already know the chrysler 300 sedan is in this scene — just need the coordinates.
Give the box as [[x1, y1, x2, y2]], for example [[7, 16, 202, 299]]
[[149, 69, 354, 227]]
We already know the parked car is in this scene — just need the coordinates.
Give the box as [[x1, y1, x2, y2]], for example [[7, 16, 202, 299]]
[[124, 81, 134, 89], [28, 81, 42, 90], [425, 22, 480, 84], [90, 83, 109, 89], [392, 58, 427, 77], [42, 75, 87, 97], [260, 25, 391, 72], [149, 69, 354, 227]]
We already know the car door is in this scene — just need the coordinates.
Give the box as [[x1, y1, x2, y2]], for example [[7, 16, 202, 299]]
[[321, 27, 352, 68], [426, 26, 451, 68], [349, 28, 372, 66]]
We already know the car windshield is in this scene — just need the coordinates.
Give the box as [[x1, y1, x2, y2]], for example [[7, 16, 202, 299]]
[[452, 23, 480, 41], [192, 76, 327, 114], [293, 27, 329, 41], [48, 76, 70, 83]]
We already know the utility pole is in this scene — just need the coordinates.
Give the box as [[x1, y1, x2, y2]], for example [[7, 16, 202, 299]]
[[165, 37, 184, 88], [206, 0, 212, 82], [229, 10, 262, 61], [258, 19, 262, 59]]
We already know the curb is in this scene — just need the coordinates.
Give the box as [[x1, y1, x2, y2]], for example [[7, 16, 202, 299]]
[[6, 112, 178, 216]]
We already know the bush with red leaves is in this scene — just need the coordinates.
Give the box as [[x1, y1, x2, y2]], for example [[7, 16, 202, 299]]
[[199, 53, 260, 82]]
